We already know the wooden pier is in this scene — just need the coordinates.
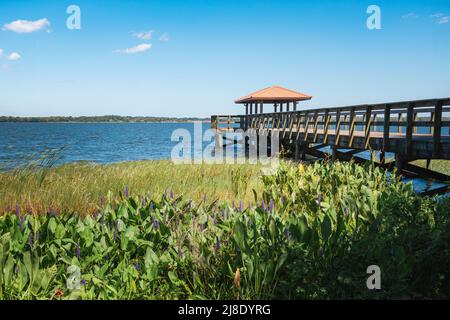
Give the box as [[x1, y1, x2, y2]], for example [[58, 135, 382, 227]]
[[211, 93, 450, 190]]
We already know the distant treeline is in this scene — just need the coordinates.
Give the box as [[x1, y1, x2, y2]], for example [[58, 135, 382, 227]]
[[0, 115, 210, 123]]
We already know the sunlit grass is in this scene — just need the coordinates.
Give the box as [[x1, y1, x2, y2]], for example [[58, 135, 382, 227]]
[[411, 159, 450, 177], [0, 160, 263, 215]]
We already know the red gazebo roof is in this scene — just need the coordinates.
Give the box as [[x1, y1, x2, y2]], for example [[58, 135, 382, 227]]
[[235, 85, 312, 104]]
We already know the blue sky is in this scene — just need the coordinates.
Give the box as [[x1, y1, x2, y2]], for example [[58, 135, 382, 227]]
[[0, 0, 449, 117]]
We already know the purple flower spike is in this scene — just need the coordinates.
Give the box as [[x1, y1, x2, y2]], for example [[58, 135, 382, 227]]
[[285, 229, 291, 241], [124, 186, 129, 198], [15, 204, 20, 217], [281, 194, 285, 205], [215, 237, 220, 252], [100, 196, 105, 207], [239, 200, 243, 212], [213, 212, 217, 225], [261, 199, 266, 212], [28, 233, 33, 248], [344, 207, 348, 219], [81, 279, 87, 286], [174, 202, 177, 211], [114, 220, 118, 241], [170, 189, 174, 199], [76, 243, 81, 258], [133, 262, 141, 272], [269, 199, 274, 213], [100, 211, 105, 225]]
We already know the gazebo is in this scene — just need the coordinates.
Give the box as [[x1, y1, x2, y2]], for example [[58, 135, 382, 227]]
[[235, 85, 312, 115]]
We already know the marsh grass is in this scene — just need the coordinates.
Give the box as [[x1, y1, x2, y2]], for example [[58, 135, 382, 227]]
[[0, 160, 263, 215]]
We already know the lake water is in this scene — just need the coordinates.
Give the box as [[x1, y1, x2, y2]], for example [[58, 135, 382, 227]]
[[0, 122, 212, 169]]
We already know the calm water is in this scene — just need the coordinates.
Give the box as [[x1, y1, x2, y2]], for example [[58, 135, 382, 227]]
[[0, 122, 211, 169]]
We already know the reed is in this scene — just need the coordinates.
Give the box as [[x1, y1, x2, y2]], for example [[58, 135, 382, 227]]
[[0, 160, 263, 215]]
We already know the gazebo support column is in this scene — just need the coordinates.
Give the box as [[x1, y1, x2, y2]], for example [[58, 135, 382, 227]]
[[245, 103, 249, 130], [233, 86, 312, 158]]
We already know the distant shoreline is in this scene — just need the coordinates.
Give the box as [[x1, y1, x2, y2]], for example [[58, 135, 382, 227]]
[[0, 115, 210, 123]]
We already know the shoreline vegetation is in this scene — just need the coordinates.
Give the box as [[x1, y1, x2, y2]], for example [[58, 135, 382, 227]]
[[0, 160, 449, 299], [0, 160, 263, 215], [0, 116, 210, 123], [0, 159, 448, 215]]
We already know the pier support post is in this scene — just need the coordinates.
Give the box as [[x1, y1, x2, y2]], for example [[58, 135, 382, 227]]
[[331, 145, 338, 162], [380, 151, 386, 165], [256, 129, 260, 158], [295, 140, 300, 160], [395, 153, 405, 175]]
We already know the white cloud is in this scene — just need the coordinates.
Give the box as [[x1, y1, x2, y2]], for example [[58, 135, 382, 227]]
[[0, 49, 3, 59], [131, 30, 154, 40], [3, 18, 51, 33], [159, 33, 169, 42], [114, 43, 152, 54], [402, 13, 419, 19], [437, 16, 450, 24], [431, 13, 449, 24], [7, 52, 21, 61]]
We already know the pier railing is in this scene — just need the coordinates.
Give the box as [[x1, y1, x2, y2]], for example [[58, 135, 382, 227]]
[[211, 98, 450, 161], [211, 115, 245, 131]]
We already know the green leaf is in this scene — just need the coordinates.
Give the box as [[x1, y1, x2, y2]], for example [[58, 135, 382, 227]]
[[321, 215, 332, 242], [55, 223, 66, 239], [3, 254, 14, 286], [233, 220, 248, 253], [168, 271, 179, 285], [48, 217, 57, 234], [144, 248, 159, 267], [275, 252, 288, 273], [23, 251, 33, 278]]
